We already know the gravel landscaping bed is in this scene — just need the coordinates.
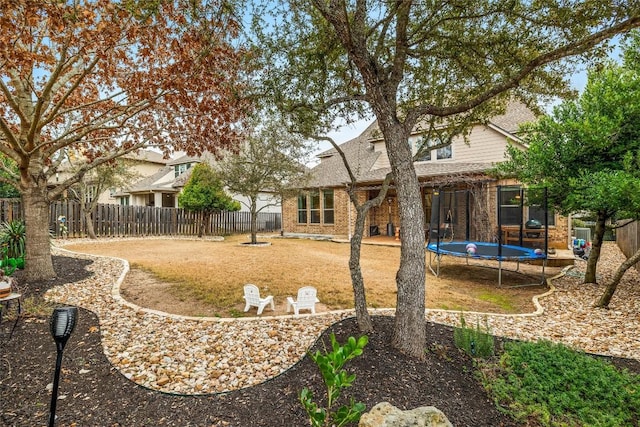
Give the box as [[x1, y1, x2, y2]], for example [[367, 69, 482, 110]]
[[0, 240, 638, 426]]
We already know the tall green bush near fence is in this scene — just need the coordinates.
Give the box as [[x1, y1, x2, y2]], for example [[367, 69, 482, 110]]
[[0, 199, 281, 238]]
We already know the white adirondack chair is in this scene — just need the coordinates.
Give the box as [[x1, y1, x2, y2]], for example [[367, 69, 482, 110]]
[[286, 286, 319, 315], [243, 284, 275, 315]]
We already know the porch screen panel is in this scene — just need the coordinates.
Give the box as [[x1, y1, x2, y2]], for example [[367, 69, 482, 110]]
[[297, 194, 307, 223], [499, 186, 522, 226], [310, 190, 320, 224], [527, 188, 555, 226], [323, 189, 334, 224]]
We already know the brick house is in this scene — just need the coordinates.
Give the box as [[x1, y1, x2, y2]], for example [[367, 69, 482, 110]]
[[283, 102, 570, 249]]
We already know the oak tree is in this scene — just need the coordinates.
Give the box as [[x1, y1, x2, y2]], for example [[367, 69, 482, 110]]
[[498, 59, 640, 289], [216, 115, 311, 244], [0, 0, 248, 280], [251, 0, 640, 357], [499, 31, 640, 306]]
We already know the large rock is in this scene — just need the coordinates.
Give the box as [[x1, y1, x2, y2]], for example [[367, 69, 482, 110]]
[[359, 402, 453, 427]]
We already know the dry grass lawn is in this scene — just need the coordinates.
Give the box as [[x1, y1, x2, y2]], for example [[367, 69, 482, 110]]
[[63, 234, 555, 318]]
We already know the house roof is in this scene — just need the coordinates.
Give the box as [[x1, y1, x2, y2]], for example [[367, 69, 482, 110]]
[[308, 102, 535, 188], [122, 149, 168, 165], [167, 154, 202, 166], [123, 151, 218, 193], [125, 166, 180, 194], [488, 101, 537, 134], [308, 124, 381, 187], [360, 162, 496, 185]]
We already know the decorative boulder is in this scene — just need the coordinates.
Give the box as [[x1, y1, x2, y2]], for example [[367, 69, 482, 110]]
[[359, 402, 453, 427]]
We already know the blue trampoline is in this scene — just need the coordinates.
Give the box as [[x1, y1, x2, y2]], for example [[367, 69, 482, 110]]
[[426, 241, 547, 286]]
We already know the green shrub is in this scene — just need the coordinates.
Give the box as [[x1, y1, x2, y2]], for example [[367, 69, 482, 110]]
[[453, 314, 494, 358], [0, 220, 25, 259], [300, 333, 368, 427], [479, 340, 640, 426], [0, 257, 19, 276]]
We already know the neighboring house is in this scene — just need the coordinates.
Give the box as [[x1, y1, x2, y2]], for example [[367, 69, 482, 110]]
[[283, 102, 571, 249], [115, 153, 281, 213], [98, 150, 169, 204], [53, 149, 169, 204], [114, 154, 198, 207]]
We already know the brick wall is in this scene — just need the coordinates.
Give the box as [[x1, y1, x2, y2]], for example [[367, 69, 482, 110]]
[[283, 188, 353, 236], [283, 189, 394, 237], [284, 184, 570, 247]]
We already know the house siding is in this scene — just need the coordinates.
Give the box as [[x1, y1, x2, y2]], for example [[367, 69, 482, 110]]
[[453, 126, 514, 163], [372, 125, 513, 170]]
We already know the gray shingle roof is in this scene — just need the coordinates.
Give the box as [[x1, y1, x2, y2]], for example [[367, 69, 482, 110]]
[[126, 166, 179, 193], [489, 101, 537, 134], [123, 149, 168, 164], [308, 124, 380, 187], [167, 154, 202, 166]]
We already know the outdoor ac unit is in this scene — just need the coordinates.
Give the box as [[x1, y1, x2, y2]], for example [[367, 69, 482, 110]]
[[574, 227, 591, 242]]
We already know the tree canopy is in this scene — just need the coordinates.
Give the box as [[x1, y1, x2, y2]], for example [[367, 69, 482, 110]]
[[0, 0, 249, 279], [179, 163, 240, 237], [216, 115, 311, 244], [497, 31, 640, 286], [248, 0, 640, 357]]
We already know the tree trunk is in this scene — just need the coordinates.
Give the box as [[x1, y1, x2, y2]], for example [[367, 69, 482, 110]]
[[84, 210, 97, 239], [384, 125, 427, 359], [250, 199, 258, 244], [584, 211, 607, 283], [23, 185, 56, 281], [471, 184, 493, 242], [349, 201, 373, 333], [198, 212, 207, 238], [596, 247, 640, 308]]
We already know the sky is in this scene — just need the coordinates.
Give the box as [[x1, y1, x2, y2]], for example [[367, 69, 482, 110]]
[[313, 69, 591, 161], [311, 44, 624, 163]]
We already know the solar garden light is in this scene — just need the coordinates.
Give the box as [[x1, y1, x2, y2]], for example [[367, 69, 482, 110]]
[[48, 306, 78, 427]]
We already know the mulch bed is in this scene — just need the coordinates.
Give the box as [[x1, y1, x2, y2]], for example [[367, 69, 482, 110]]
[[1, 256, 638, 426]]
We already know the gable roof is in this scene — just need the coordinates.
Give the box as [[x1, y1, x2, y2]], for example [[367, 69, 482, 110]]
[[167, 154, 202, 166], [488, 101, 537, 134], [308, 102, 536, 188], [125, 166, 179, 194], [309, 123, 381, 187], [122, 149, 168, 165]]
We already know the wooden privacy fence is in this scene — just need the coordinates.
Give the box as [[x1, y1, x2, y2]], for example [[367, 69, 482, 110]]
[[616, 220, 640, 271], [0, 199, 281, 238]]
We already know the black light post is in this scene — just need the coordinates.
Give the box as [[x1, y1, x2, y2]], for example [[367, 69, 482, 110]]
[[48, 306, 78, 427]]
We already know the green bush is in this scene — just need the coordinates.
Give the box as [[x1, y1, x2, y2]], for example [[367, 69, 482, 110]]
[[453, 314, 494, 359], [479, 340, 640, 426], [0, 220, 25, 259]]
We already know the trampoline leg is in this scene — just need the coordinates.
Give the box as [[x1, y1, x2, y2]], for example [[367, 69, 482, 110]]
[[427, 252, 439, 277], [498, 260, 502, 287]]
